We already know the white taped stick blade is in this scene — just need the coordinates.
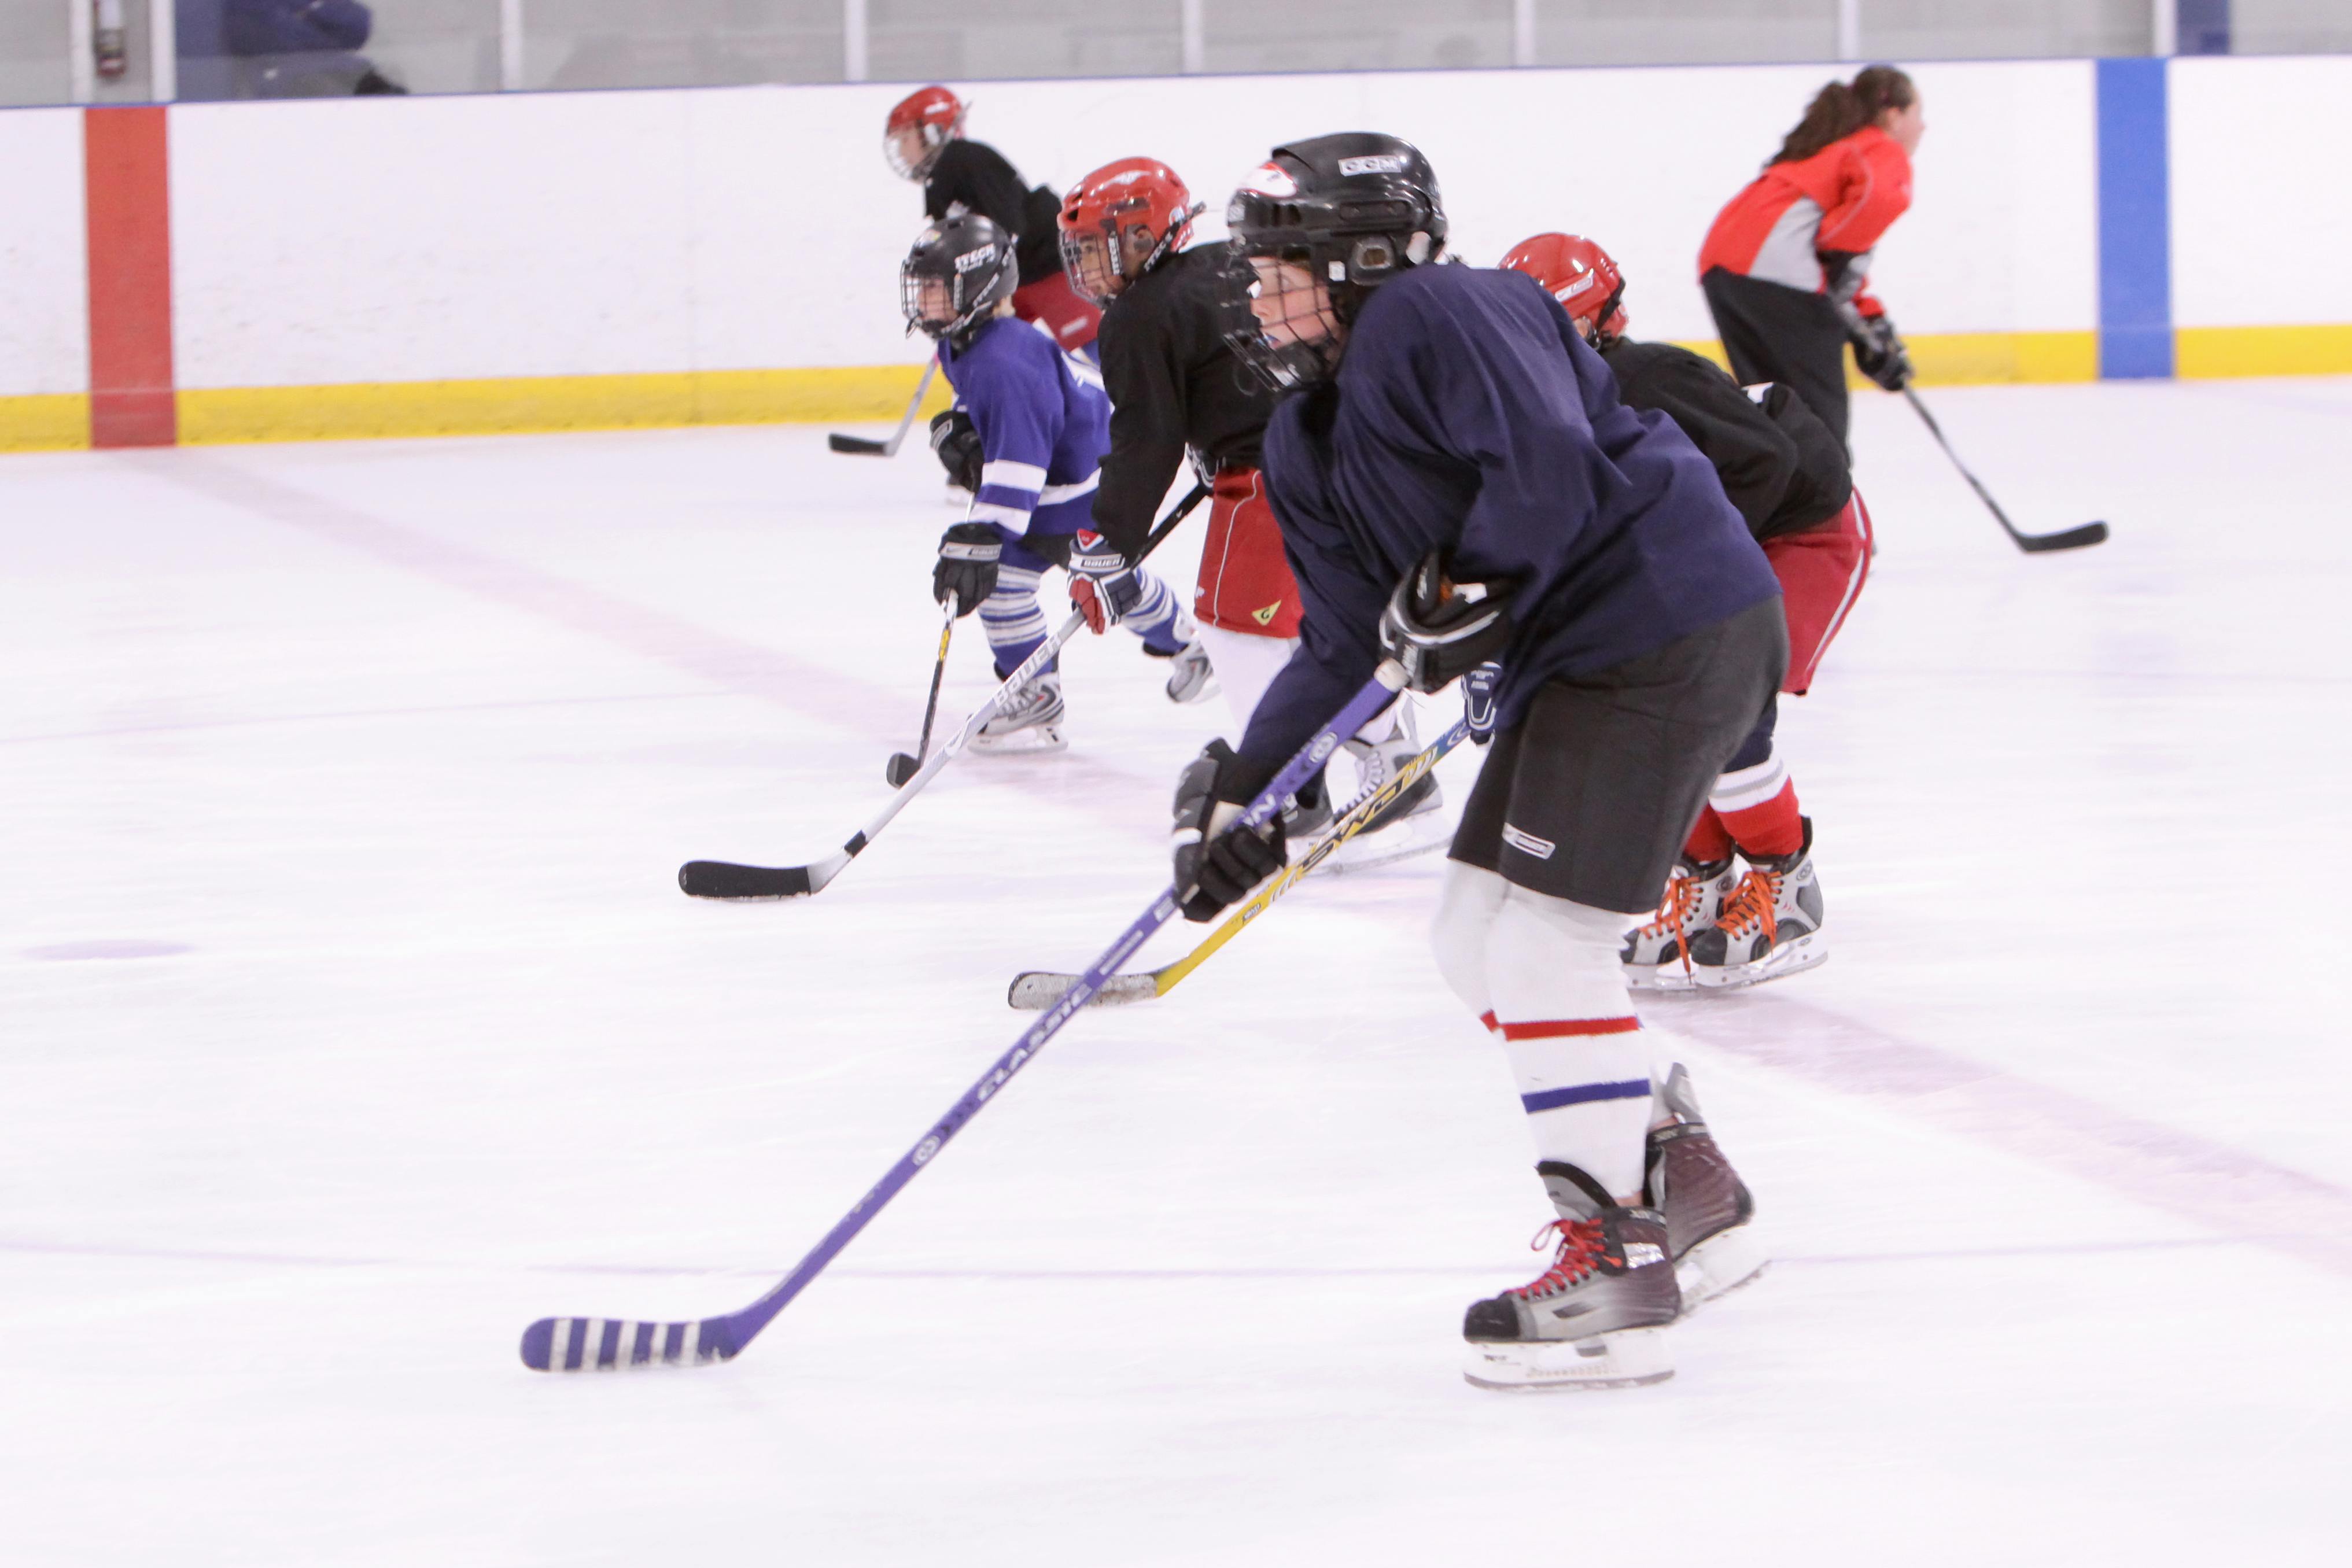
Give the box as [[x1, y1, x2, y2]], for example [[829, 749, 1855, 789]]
[[1005, 972, 1159, 1010]]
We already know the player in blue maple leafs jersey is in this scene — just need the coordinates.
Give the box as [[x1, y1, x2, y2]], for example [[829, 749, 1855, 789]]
[[903, 215, 1199, 752]]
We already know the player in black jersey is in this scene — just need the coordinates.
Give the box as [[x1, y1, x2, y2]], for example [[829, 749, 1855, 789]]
[[883, 86, 1100, 356], [1057, 154, 1439, 841], [1502, 233, 1874, 991]]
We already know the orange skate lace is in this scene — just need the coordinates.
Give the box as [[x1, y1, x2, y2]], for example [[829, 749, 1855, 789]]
[[1509, 1217, 1612, 1298], [1714, 868, 1782, 946], [1637, 872, 1701, 976]]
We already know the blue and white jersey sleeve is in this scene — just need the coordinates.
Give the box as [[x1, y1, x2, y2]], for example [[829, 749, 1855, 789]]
[[953, 340, 1064, 533]]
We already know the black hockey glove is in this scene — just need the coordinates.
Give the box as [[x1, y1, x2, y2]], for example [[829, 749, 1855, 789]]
[[1171, 739, 1286, 923], [929, 409, 983, 492], [1461, 662, 1502, 745], [1067, 530, 1145, 635], [934, 522, 1001, 617], [1850, 315, 1914, 392], [1380, 551, 1517, 694]]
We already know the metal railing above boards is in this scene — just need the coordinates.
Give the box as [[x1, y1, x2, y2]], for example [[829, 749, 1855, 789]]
[[4, 1, 2349, 110]]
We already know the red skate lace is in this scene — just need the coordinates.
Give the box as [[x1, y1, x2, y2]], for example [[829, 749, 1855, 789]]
[[1715, 868, 1782, 945], [1509, 1217, 1612, 1298], [1636, 873, 1701, 977]]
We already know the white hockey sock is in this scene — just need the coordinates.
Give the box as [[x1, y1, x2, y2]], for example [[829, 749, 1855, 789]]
[[1430, 860, 1507, 1029], [1484, 886, 1651, 1198], [1710, 751, 1788, 814], [1195, 622, 1297, 741]]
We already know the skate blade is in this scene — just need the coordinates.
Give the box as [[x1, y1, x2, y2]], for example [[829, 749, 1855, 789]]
[[1689, 935, 1827, 991], [1624, 963, 1698, 993], [1315, 809, 1453, 875], [1675, 1225, 1769, 1316], [969, 723, 1068, 756], [1462, 1326, 1673, 1392]]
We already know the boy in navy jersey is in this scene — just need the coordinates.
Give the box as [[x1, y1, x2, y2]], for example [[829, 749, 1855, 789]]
[[1175, 136, 1785, 1390]]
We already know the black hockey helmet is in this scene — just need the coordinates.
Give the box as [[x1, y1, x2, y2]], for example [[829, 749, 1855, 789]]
[[901, 215, 1020, 348], [1223, 132, 1446, 387]]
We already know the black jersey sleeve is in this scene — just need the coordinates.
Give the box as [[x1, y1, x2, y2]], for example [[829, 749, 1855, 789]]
[[923, 140, 1030, 238], [1748, 381, 1853, 537], [1605, 342, 1798, 538], [1090, 304, 1191, 562]]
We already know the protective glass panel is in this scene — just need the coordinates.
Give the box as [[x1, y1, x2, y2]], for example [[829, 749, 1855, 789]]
[[1, 1, 73, 106], [175, 0, 502, 101], [521, 0, 843, 91], [1199, 0, 1515, 75], [1859, 0, 2151, 62], [2232, 1, 2352, 54], [1536, 1, 1840, 68], [868, 0, 1181, 83]]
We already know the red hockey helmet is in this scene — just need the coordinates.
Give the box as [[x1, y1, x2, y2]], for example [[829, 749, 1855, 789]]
[[1499, 233, 1628, 344], [1057, 157, 1202, 305], [884, 86, 965, 180]]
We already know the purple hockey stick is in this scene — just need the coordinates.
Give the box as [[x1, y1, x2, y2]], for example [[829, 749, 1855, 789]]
[[520, 660, 1411, 1373]]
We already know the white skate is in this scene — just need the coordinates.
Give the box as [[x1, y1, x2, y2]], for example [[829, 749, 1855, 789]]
[[971, 672, 1067, 755]]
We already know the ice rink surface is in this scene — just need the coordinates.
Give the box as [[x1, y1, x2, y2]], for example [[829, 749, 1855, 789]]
[[6, 378, 2351, 1565]]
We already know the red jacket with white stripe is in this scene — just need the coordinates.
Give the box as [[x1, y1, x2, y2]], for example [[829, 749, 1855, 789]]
[[1698, 125, 1912, 318]]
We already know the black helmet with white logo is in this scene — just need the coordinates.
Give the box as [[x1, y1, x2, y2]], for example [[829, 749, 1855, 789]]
[[901, 214, 1020, 348], [1228, 133, 1446, 294], [1223, 132, 1446, 387]]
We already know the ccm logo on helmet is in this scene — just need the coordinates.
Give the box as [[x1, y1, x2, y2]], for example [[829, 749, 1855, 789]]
[[1337, 153, 1410, 176]]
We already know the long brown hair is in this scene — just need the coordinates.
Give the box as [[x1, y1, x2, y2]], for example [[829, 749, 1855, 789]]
[[1769, 65, 1916, 166]]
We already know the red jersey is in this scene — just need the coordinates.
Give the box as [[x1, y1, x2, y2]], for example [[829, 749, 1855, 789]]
[[1698, 126, 1912, 318]]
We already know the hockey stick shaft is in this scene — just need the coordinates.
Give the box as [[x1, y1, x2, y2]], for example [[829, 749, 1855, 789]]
[[1830, 300, 2105, 555], [526, 663, 1410, 1371], [1899, 386, 2023, 541], [1152, 718, 1468, 994], [679, 483, 1211, 898], [912, 597, 956, 763], [1897, 388, 2108, 553], [1008, 718, 1470, 1009], [830, 360, 938, 456]]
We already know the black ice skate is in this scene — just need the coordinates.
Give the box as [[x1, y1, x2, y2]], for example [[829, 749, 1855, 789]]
[[971, 672, 1067, 754], [1621, 857, 1738, 991], [1462, 1161, 1679, 1391], [1646, 1064, 1768, 1312], [1688, 818, 1825, 988]]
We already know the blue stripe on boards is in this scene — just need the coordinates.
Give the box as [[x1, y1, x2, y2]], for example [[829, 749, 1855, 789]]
[[1521, 1079, 1653, 1115], [2096, 57, 2173, 379]]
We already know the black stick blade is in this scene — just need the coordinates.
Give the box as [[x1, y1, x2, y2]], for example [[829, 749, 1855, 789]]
[[828, 434, 890, 455], [679, 859, 815, 899], [2018, 521, 2110, 554], [884, 752, 920, 788], [521, 1314, 738, 1372]]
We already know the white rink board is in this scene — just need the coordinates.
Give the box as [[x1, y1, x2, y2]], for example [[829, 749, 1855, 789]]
[[157, 58, 2099, 390], [0, 106, 87, 398], [3, 378, 2350, 1563], [2169, 54, 2352, 329]]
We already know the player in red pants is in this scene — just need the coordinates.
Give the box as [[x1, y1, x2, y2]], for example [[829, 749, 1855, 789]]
[[1058, 154, 1439, 839], [1503, 233, 1871, 988], [883, 86, 1101, 356]]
